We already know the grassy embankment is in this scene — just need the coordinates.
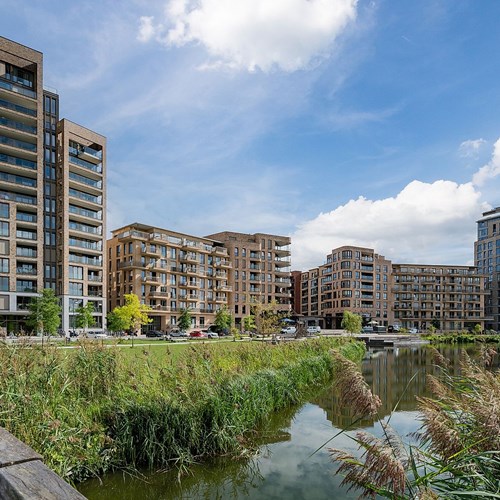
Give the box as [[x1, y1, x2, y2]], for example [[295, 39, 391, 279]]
[[422, 331, 500, 344], [0, 336, 364, 483]]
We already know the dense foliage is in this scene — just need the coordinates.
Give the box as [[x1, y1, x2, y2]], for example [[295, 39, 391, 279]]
[[0, 337, 364, 483]]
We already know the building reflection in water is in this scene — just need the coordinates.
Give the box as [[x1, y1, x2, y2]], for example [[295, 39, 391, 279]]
[[313, 346, 484, 430]]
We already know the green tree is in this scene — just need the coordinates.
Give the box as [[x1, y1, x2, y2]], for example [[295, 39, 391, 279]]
[[341, 311, 362, 334], [253, 300, 284, 337], [26, 288, 61, 335], [214, 306, 232, 333], [114, 294, 152, 334], [75, 302, 96, 335], [106, 310, 128, 334], [243, 314, 256, 333], [178, 308, 192, 332]]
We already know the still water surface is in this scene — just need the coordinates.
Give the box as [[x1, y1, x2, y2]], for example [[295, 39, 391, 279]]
[[78, 346, 474, 499]]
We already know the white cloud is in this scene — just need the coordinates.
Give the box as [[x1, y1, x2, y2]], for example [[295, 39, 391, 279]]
[[459, 138, 486, 158], [292, 179, 487, 271], [472, 138, 500, 186], [139, 0, 358, 72], [137, 16, 157, 42]]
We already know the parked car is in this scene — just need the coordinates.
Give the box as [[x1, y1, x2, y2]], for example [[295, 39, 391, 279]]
[[362, 326, 374, 333], [207, 332, 219, 339], [281, 326, 297, 336], [306, 325, 321, 334], [408, 327, 419, 334], [145, 330, 164, 338], [169, 330, 188, 339], [189, 330, 207, 338]]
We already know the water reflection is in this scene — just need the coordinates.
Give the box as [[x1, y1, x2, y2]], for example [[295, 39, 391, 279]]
[[78, 346, 490, 499]]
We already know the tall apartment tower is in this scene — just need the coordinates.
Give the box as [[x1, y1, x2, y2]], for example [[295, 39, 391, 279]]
[[56, 119, 106, 332], [475, 207, 500, 330], [0, 37, 106, 333], [205, 231, 292, 327]]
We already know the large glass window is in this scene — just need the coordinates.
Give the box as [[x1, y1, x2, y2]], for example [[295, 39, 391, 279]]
[[0, 203, 8, 219], [0, 221, 8, 236], [0, 258, 8, 273], [0, 276, 8, 291]]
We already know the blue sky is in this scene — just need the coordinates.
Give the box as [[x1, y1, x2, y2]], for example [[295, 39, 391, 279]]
[[2, 0, 500, 269]]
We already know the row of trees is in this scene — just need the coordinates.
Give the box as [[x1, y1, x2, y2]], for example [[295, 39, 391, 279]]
[[19, 290, 290, 337]]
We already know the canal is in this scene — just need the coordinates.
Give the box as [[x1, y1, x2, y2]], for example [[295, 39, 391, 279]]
[[77, 345, 474, 499]]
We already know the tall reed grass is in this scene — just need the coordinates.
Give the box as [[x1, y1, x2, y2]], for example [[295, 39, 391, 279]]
[[329, 346, 500, 499], [0, 337, 363, 483]]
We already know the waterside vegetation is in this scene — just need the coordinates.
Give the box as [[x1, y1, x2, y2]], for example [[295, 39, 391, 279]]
[[329, 346, 500, 498], [0, 336, 364, 483]]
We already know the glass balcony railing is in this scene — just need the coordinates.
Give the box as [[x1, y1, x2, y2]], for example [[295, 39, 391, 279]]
[[0, 79, 36, 99], [16, 212, 37, 223], [0, 171, 37, 188], [0, 135, 37, 152], [17, 266, 37, 275], [0, 152, 36, 170], [69, 253, 102, 266], [69, 188, 102, 205], [69, 144, 102, 161], [16, 248, 37, 258], [0, 117, 36, 134], [0, 191, 36, 205], [69, 238, 102, 251], [69, 221, 101, 235], [69, 154, 102, 173], [69, 205, 102, 220], [0, 98, 37, 117], [69, 171, 102, 189], [16, 230, 37, 240]]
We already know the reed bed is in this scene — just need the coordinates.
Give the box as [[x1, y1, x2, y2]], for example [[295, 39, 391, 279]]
[[0, 337, 363, 483]]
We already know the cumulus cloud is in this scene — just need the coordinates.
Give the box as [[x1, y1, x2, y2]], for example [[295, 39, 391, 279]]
[[459, 138, 486, 158], [138, 0, 358, 72], [472, 138, 500, 186], [292, 179, 487, 271]]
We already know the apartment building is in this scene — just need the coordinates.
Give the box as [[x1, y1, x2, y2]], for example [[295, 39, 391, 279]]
[[298, 245, 489, 331], [0, 37, 106, 333], [475, 207, 500, 330], [392, 264, 489, 331], [305, 246, 393, 329], [205, 231, 292, 327], [107, 223, 232, 331]]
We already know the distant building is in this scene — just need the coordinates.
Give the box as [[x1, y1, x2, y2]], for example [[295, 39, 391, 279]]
[[297, 245, 490, 331], [475, 207, 500, 330], [0, 36, 106, 333]]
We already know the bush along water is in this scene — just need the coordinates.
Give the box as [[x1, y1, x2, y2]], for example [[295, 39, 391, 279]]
[[328, 346, 500, 499], [0, 337, 364, 483]]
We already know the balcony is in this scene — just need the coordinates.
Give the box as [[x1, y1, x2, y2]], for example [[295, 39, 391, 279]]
[[0, 135, 36, 153], [16, 212, 37, 224], [149, 291, 169, 298], [69, 221, 102, 236], [69, 171, 102, 190], [69, 188, 102, 205], [16, 266, 37, 275], [69, 205, 102, 221], [0, 98, 36, 117], [69, 254, 102, 267], [0, 171, 37, 191], [0, 152, 36, 172], [69, 144, 102, 164], [0, 191, 36, 205], [0, 116, 36, 136], [0, 78, 36, 99], [274, 256, 291, 267], [87, 275, 103, 282], [69, 154, 102, 174], [118, 260, 146, 269]]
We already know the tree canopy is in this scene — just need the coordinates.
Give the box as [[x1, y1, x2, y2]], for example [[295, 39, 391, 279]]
[[75, 302, 96, 333], [214, 306, 232, 333], [253, 300, 284, 337], [108, 294, 152, 334], [26, 289, 61, 335], [178, 308, 192, 332], [341, 311, 362, 334]]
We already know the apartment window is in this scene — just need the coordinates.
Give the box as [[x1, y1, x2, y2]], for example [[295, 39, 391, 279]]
[[0, 222, 8, 237], [0, 277, 9, 291], [69, 282, 83, 296], [0, 203, 8, 219], [69, 266, 83, 280], [234, 247, 239, 256]]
